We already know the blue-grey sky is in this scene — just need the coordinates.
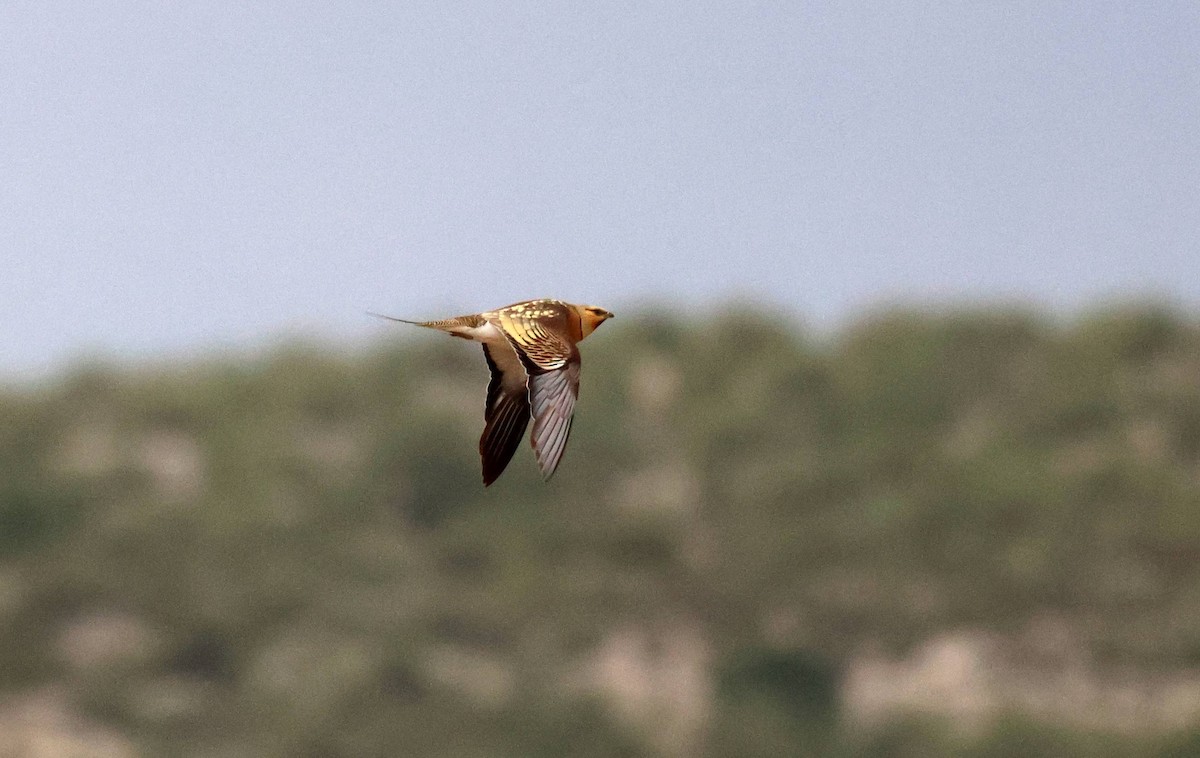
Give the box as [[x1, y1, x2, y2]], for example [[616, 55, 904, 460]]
[[4, 2, 1198, 376]]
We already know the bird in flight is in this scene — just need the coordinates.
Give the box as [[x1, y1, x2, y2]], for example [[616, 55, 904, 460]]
[[373, 299, 614, 485]]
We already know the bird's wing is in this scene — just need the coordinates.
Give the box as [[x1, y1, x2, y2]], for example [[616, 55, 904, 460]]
[[490, 303, 574, 371], [488, 311, 581, 480], [479, 342, 531, 486], [526, 356, 580, 480]]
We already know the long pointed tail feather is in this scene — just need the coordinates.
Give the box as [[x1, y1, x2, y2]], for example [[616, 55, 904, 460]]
[[368, 311, 483, 338], [366, 311, 428, 326]]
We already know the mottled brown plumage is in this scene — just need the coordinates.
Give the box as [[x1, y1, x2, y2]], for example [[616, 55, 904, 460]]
[[372, 299, 614, 485]]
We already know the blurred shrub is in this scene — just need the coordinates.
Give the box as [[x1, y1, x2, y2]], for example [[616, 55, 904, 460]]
[[0, 305, 1198, 756]]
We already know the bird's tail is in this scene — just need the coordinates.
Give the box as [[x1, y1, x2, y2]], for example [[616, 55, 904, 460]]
[[368, 311, 483, 336], [367, 311, 429, 327]]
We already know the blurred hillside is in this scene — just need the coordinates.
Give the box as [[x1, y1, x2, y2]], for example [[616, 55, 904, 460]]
[[2, 305, 1200, 757]]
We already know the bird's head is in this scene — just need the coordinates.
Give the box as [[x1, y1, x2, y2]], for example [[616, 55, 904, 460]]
[[574, 304, 615, 339]]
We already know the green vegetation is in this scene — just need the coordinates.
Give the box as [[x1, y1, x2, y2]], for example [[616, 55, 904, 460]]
[[1, 304, 1199, 756]]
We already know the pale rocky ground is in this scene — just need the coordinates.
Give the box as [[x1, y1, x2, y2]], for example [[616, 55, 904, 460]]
[[0, 688, 137, 758], [843, 627, 1200, 735], [6, 609, 1196, 757]]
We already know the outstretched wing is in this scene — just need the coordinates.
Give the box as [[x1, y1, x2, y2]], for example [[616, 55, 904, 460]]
[[488, 307, 581, 480], [526, 357, 580, 480], [479, 343, 531, 486]]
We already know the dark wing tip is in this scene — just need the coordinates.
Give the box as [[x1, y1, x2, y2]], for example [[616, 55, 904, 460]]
[[479, 344, 531, 487], [479, 406, 529, 486]]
